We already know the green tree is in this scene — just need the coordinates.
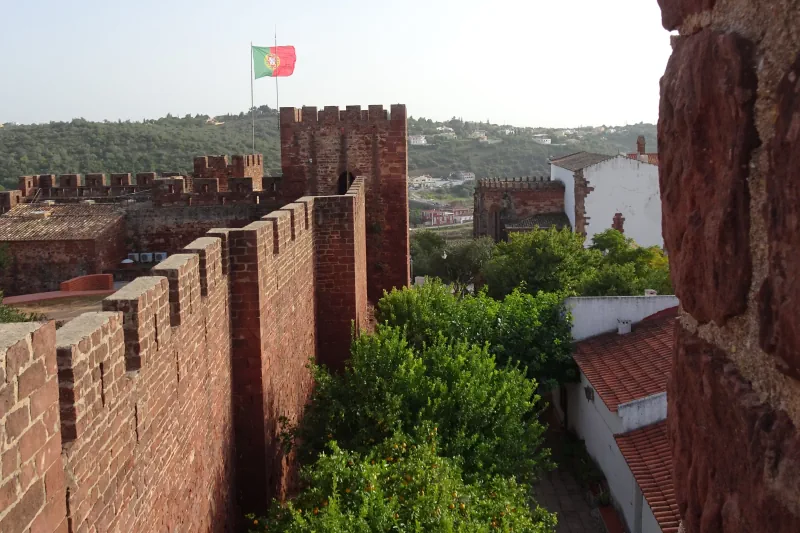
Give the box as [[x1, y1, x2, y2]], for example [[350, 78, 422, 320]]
[[248, 431, 557, 533], [581, 229, 673, 296], [289, 325, 551, 483], [436, 238, 494, 295], [411, 233, 495, 294], [481, 228, 673, 299], [410, 230, 447, 278], [377, 280, 576, 388], [482, 228, 591, 299]]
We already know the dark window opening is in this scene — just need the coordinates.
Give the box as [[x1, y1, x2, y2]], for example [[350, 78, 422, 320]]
[[338, 171, 356, 195]]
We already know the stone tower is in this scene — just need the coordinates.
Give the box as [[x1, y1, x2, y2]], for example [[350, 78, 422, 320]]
[[279, 104, 410, 301]]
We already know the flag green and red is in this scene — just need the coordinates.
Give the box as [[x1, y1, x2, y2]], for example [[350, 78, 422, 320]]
[[252, 46, 296, 78]]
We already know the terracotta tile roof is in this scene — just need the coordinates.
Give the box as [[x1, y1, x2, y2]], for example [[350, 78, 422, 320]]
[[626, 153, 660, 165], [505, 213, 572, 230], [4, 203, 123, 217], [0, 204, 122, 241], [550, 152, 615, 172], [615, 421, 680, 533], [573, 309, 677, 411]]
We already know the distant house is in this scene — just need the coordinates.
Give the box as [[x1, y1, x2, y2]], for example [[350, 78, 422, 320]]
[[533, 137, 552, 145], [550, 151, 662, 247], [500, 128, 515, 135], [552, 296, 681, 533], [409, 135, 428, 146], [436, 126, 454, 132], [409, 175, 436, 189], [452, 207, 473, 224], [453, 171, 476, 180], [435, 132, 457, 140], [468, 130, 487, 140], [421, 209, 455, 226]]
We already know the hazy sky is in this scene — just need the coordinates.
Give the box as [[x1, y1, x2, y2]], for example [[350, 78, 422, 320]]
[[0, 0, 671, 128]]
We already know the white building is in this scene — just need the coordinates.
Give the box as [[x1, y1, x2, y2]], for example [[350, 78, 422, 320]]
[[436, 126, 454, 132], [550, 153, 662, 247], [533, 137, 552, 145], [436, 132, 457, 140], [552, 295, 681, 533], [468, 130, 487, 140], [500, 128, 515, 135], [409, 135, 428, 146]]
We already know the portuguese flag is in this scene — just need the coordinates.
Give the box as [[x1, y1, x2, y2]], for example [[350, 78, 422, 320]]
[[252, 46, 296, 78]]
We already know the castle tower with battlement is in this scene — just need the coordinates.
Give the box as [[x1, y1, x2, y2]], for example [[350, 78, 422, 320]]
[[473, 175, 568, 241], [279, 104, 409, 302]]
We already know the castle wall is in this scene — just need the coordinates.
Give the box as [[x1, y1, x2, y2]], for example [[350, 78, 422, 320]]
[[0, 322, 66, 533], [194, 154, 263, 192], [658, 1, 800, 531], [223, 202, 317, 513], [314, 178, 369, 371], [125, 204, 278, 256], [473, 178, 565, 240], [279, 105, 409, 302], [1, 220, 126, 296]]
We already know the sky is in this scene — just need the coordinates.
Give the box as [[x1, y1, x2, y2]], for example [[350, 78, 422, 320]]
[[0, 0, 672, 128]]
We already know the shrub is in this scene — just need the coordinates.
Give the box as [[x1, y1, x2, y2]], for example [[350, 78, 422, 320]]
[[248, 430, 557, 533], [291, 326, 551, 483], [376, 280, 576, 388]]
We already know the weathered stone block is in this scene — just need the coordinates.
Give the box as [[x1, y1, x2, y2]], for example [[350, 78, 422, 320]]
[[657, 0, 717, 31], [658, 30, 758, 325], [669, 326, 800, 533], [760, 53, 800, 375]]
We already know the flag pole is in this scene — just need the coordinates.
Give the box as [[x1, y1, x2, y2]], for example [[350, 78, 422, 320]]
[[250, 41, 255, 153], [274, 26, 280, 113]]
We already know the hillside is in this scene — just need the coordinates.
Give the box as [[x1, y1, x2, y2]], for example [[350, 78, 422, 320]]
[[0, 108, 656, 190]]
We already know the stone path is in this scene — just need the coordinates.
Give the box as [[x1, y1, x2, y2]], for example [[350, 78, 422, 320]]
[[532, 469, 602, 533]]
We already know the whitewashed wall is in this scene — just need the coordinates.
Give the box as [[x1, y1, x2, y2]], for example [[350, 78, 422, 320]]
[[565, 295, 679, 341], [643, 500, 662, 533], [583, 156, 662, 248], [564, 375, 638, 529], [551, 164, 576, 230], [618, 393, 668, 433]]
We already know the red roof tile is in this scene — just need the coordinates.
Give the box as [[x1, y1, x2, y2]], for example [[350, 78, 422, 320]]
[[573, 309, 676, 411], [615, 421, 680, 533]]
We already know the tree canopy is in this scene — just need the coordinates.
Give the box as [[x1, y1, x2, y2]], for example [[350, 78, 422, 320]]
[[481, 228, 673, 299]]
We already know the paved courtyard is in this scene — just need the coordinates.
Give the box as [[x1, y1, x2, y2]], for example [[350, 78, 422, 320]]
[[532, 468, 603, 533]]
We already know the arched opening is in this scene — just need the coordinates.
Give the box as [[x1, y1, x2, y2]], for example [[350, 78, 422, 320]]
[[337, 171, 356, 195]]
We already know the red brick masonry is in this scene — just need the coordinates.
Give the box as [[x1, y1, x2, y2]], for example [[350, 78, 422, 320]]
[[0, 180, 373, 532]]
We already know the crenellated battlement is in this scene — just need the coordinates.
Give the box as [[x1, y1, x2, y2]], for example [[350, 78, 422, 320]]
[[476, 176, 562, 190], [0, 105, 409, 532], [279, 104, 407, 126]]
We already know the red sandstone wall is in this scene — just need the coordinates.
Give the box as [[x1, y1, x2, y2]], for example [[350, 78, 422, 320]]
[[95, 219, 127, 273], [279, 104, 410, 303], [222, 203, 318, 513], [658, 1, 800, 531], [0, 322, 66, 533], [0, 240, 98, 296], [314, 178, 369, 371], [0, 238, 236, 533], [125, 204, 279, 256], [0, 222, 125, 297], [473, 179, 565, 240]]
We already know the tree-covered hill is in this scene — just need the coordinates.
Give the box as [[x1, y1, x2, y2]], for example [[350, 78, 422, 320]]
[[0, 107, 656, 190]]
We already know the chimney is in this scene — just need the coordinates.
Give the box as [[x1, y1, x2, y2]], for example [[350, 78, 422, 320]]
[[617, 319, 632, 335], [637, 135, 646, 155]]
